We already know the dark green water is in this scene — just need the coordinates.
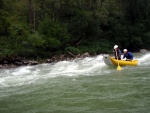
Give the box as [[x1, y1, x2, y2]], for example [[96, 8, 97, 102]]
[[0, 53, 150, 113]]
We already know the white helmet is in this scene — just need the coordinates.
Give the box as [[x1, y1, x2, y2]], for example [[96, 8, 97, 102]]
[[114, 45, 118, 49], [123, 49, 127, 52]]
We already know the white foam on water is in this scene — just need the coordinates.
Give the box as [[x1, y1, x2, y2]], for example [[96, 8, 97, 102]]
[[0, 66, 40, 88], [0, 55, 108, 88], [138, 53, 150, 65], [45, 55, 107, 77], [1, 53, 149, 88]]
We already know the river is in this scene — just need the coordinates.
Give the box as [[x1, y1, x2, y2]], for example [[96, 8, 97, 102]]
[[0, 53, 150, 113]]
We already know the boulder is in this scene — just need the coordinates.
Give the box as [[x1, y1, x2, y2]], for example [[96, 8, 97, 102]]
[[14, 61, 23, 66], [28, 60, 39, 65], [82, 52, 90, 57]]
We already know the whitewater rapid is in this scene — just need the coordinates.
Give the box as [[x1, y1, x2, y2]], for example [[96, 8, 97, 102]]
[[0, 53, 149, 88], [0, 55, 106, 88]]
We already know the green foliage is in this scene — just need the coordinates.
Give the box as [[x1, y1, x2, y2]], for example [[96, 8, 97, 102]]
[[65, 46, 81, 55], [27, 33, 45, 47], [143, 32, 150, 48], [65, 41, 112, 55], [0, 0, 150, 60], [79, 41, 112, 54], [38, 17, 70, 49], [0, 17, 10, 35], [0, 0, 10, 36]]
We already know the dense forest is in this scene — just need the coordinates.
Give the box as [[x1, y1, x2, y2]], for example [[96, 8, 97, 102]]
[[0, 0, 150, 60]]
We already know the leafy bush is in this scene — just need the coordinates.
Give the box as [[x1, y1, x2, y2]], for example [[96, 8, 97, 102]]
[[64, 40, 112, 55], [143, 32, 150, 49], [65, 46, 81, 55], [38, 17, 70, 49]]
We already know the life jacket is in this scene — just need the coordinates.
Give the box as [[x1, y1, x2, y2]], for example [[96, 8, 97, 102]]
[[114, 49, 121, 60], [124, 52, 133, 59]]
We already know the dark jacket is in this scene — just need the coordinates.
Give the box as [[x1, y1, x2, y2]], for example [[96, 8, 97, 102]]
[[114, 49, 121, 60], [123, 52, 133, 60]]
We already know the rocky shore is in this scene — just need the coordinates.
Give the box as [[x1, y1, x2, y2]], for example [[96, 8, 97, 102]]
[[0, 49, 148, 69], [0, 52, 91, 69]]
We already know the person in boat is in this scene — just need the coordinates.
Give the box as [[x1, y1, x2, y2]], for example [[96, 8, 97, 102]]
[[123, 49, 134, 60], [114, 45, 121, 60]]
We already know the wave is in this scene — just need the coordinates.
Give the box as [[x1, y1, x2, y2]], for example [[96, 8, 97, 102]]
[[0, 55, 109, 88], [138, 53, 150, 65], [0, 53, 150, 88]]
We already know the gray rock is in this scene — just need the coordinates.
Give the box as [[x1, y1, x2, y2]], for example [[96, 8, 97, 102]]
[[82, 52, 90, 57], [14, 61, 23, 66]]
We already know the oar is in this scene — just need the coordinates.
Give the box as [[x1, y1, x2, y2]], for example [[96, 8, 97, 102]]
[[115, 51, 122, 70]]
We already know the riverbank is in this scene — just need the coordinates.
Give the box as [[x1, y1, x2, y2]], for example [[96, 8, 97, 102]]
[[0, 52, 91, 69], [0, 49, 148, 69]]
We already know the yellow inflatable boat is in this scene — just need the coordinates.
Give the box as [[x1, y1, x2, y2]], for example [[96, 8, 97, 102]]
[[103, 55, 138, 66]]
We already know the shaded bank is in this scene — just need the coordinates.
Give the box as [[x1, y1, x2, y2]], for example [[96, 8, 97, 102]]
[[0, 49, 148, 69], [0, 52, 91, 69]]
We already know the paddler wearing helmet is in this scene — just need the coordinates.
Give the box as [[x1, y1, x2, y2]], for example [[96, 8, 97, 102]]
[[123, 49, 134, 60], [114, 45, 121, 60]]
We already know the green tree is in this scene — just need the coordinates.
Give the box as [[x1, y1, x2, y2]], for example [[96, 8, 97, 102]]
[[38, 17, 70, 51]]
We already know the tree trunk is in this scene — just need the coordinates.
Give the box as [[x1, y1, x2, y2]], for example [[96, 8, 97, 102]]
[[29, 0, 34, 29]]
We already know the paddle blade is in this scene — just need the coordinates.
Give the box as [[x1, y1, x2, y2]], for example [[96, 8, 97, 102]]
[[117, 66, 122, 70]]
